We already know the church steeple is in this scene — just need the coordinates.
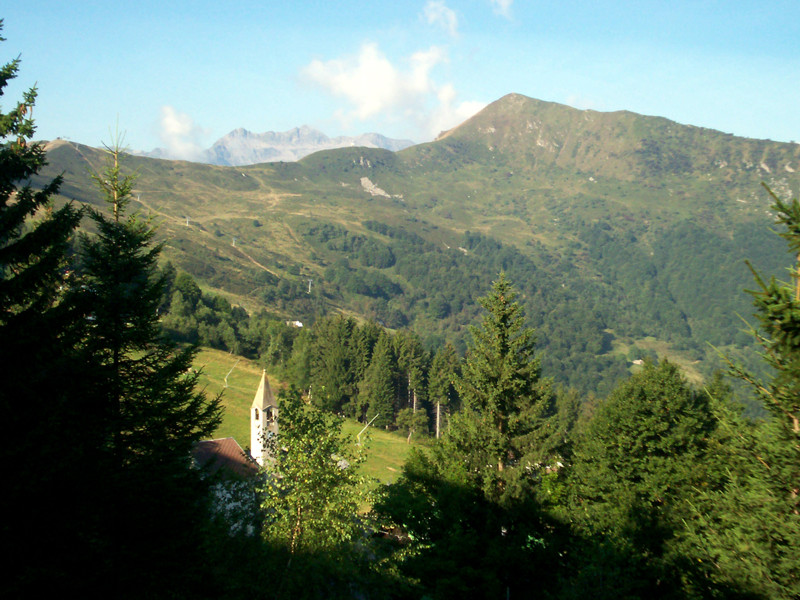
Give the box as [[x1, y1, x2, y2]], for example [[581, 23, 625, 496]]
[[250, 369, 278, 465]]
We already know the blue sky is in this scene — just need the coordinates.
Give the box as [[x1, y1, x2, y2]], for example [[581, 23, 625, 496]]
[[3, 1, 799, 159]]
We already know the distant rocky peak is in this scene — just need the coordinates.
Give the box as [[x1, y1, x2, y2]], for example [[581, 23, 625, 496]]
[[158, 126, 415, 166]]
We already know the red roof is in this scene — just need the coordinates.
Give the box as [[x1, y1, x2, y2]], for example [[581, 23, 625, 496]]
[[192, 437, 258, 479]]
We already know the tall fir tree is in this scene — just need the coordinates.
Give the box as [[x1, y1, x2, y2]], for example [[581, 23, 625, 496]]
[[352, 320, 382, 383], [0, 23, 100, 596], [394, 327, 428, 413], [79, 140, 222, 596], [309, 314, 356, 412], [359, 331, 397, 427], [428, 341, 460, 438], [455, 271, 546, 494], [683, 185, 800, 599], [376, 274, 561, 599]]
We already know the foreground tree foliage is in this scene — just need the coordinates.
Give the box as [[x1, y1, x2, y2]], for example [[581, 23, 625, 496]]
[[376, 274, 565, 598], [565, 360, 718, 598], [2, 30, 223, 594], [259, 388, 374, 598], [681, 186, 800, 599], [1, 23, 91, 595], [77, 141, 223, 596]]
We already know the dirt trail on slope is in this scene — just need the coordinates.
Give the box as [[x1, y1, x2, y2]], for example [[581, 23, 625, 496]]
[[131, 194, 280, 278]]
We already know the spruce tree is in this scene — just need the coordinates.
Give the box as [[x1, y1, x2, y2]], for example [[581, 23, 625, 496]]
[[565, 360, 717, 598], [0, 24, 94, 595], [394, 328, 428, 413], [429, 342, 460, 438], [359, 331, 397, 427], [375, 275, 562, 599], [79, 141, 222, 596], [309, 314, 356, 412], [683, 185, 800, 598], [455, 271, 545, 488]]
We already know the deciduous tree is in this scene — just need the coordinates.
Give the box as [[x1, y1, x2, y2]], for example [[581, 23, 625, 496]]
[[260, 388, 369, 597]]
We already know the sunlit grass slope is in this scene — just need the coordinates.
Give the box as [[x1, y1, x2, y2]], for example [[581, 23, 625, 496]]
[[192, 347, 414, 484]]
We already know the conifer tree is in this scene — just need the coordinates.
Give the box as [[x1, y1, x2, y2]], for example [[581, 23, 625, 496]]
[[1, 23, 92, 595], [359, 331, 397, 427], [394, 328, 428, 413], [352, 319, 382, 382], [565, 360, 717, 597], [284, 325, 312, 390], [570, 360, 714, 528], [81, 140, 222, 464], [376, 275, 559, 598], [456, 271, 545, 486], [309, 314, 356, 412], [79, 140, 222, 595], [429, 342, 460, 438], [683, 185, 800, 598]]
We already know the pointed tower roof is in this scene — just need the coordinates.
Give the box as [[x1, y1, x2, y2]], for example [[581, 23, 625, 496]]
[[251, 369, 276, 410]]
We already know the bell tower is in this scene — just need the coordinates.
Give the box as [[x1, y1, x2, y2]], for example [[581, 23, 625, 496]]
[[250, 369, 278, 465]]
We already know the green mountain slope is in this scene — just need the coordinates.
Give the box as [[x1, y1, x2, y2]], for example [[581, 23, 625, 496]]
[[36, 94, 800, 394]]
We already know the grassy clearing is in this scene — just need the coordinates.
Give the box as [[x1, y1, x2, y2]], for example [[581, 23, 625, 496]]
[[192, 347, 416, 484], [193, 348, 266, 444], [341, 420, 417, 484], [608, 334, 705, 386], [636, 337, 704, 385]]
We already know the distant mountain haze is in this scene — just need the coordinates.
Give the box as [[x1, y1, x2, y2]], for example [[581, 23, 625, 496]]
[[140, 125, 416, 166]]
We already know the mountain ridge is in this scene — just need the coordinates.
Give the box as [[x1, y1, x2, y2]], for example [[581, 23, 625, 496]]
[[140, 125, 416, 166], [429, 93, 800, 181], [35, 93, 800, 394]]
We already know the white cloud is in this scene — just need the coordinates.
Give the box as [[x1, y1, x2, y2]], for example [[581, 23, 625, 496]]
[[158, 106, 207, 161], [490, 0, 513, 18], [304, 43, 479, 138], [565, 94, 604, 111], [424, 1, 459, 37], [429, 84, 487, 137]]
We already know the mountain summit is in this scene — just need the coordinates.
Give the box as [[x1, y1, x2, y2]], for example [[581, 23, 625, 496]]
[[430, 92, 799, 180]]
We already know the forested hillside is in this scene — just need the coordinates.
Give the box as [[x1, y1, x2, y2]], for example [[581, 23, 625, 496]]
[[35, 94, 800, 395]]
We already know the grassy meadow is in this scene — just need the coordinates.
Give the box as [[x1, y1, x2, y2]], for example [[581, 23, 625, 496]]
[[192, 347, 415, 484]]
